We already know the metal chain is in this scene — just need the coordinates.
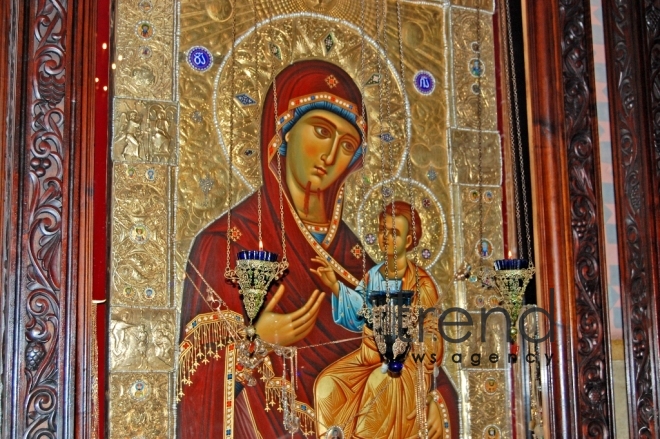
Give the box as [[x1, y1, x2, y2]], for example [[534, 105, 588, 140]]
[[374, 0, 390, 288], [269, 13, 288, 264], [396, 0, 421, 299], [381, 0, 400, 287], [358, 0, 371, 316], [502, 0, 523, 255], [224, 4, 238, 279], [504, 0, 533, 263], [252, 0, 264, 248]]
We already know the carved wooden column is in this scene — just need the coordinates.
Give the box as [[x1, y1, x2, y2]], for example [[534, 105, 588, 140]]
[[602, 1, 660, 438], [0, 0, 98, 437], [558, 0, 615, 437], [523, 0, 615, 437]]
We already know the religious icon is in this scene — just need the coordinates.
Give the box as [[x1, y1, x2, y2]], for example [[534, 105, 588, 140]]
[[484, 425, 501, 439], [130, 380, 149, 401], [130, 224, 148, 244], [177, 59, 460, 438], [484, 376, 498, 393], [470, 58, 484, 77], [137, 21, 154, 39], [476, 238, 493, 258], [123, 286, 134, 297]]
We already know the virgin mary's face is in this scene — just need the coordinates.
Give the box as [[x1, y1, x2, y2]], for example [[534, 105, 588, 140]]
[[284, 109, 360, 192]]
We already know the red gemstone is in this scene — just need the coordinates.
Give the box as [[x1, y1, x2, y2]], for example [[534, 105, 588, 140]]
[[510, 344, 519, 355], [236, 364, 244, 371]]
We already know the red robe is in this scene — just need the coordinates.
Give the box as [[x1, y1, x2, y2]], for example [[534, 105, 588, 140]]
[[178, 60, 374, 438]]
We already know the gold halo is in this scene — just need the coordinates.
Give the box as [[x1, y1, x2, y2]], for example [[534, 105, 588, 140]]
[[355, 178, 447, 269], [212, 13, 410, 190]]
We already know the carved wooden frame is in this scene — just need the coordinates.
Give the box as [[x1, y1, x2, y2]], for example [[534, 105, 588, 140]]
[[1, 0, 648, 437], [0, 0, 98, 437], [523, 0, 615, 437], [601, 1, 660, 438]]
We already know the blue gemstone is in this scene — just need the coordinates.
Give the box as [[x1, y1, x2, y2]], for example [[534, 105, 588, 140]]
[[235, 93, 257, 106], [381, 132, 394, 143], [227, 374, 232, 379], [311, 96, 316, 100], [388, 361, 404, 373]]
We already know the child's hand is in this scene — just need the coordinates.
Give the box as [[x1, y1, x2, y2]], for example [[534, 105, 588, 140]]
[[309, 256, 340, 295]]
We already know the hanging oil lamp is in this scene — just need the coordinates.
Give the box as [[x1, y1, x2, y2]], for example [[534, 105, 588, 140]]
[[221, 7, 289, 388], [223, 6, 289, 333], [491, 253, 535, 342], [226, 241, 287, 326], [369, 289, 415, 373]]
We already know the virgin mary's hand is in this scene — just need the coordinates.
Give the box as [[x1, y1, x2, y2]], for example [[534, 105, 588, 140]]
[[427, 399, 445, 439], [254, 284, 326, 346]]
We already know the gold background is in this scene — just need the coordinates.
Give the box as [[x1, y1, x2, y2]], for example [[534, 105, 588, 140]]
[[108, 0, 514, 437]]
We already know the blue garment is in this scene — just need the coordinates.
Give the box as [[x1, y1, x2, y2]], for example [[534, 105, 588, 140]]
[[309, 231, 326, 243], [332, 262, 402, 332]]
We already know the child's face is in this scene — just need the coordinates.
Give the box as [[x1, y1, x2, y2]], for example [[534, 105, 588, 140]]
[[378, 214, 413, 256]]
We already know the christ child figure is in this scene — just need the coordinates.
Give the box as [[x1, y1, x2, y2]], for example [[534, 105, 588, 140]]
[[310, 201, 453, 439]]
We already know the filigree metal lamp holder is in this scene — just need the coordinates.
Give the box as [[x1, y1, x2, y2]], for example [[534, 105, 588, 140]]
[[482, 259, 535, 342], [225, 250, 288, 386], [369, 290, 415, 373], [225, 250, 288, 324]]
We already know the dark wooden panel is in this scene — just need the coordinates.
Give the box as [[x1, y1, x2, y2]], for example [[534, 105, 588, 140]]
[[1, 0, 29, 436], [559, 0, 615, 437], [601, 0, 660, 438], [0, 0, 98, 437], [523, 0, 619, 435]]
